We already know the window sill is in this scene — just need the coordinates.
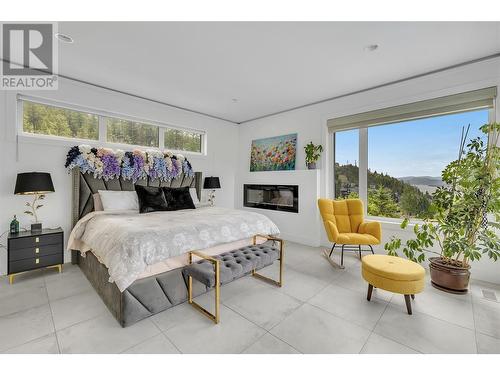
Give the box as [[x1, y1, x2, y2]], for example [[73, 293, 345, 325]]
[[366, 215, 425, 227]]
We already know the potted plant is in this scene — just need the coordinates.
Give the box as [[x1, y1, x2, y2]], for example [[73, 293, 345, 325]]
[[304, 142, 323, 169], [384, 123, 500, 294]]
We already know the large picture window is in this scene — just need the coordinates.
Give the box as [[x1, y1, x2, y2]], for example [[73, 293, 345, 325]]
[[332, 93, 493, 221], [367, 109, 488, 219]]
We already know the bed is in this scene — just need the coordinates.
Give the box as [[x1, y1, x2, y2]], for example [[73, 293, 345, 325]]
[[69, 168, 280, 327]]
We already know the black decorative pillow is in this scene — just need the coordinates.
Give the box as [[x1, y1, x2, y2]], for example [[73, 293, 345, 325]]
[[135, 185, 169, 214], [163, 186, 196, 211]]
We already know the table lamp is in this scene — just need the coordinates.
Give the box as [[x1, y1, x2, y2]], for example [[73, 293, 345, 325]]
[[14, 172, 55, 232], [203, 176, 221, 207]]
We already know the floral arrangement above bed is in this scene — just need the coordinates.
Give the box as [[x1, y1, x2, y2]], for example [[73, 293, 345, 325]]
[[65, 145, 194, 182]]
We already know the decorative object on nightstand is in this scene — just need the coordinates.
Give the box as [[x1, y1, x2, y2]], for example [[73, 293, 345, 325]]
[[14, 172, 55, 233], [304, 141, 323, 169], [204, 176, 221, 207], [7, 227, 63, 284], [9, 215, 19, 234]]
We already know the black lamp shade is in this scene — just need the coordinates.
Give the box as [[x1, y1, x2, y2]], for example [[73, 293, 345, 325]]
[[203, 176, 221, 189], [14, 172, 55, 195]]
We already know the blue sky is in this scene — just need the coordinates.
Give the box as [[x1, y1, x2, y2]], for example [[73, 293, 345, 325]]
[[335, 109, 489, 178]]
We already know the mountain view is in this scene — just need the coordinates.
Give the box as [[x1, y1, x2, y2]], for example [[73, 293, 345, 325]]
[[335, 163, 435, 219], [334, 107, 489, 219]]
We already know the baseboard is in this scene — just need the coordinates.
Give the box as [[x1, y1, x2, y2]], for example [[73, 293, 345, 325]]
[[280, 232, 320, 247]]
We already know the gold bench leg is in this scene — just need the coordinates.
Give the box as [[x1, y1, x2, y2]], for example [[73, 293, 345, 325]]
[[251, 234, 284, 287], [187, 251, 220, 324]]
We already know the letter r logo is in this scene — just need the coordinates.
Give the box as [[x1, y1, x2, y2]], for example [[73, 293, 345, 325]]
[[2, 23, 53, 76]]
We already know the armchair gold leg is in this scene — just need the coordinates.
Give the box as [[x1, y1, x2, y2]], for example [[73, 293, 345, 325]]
[[187, 251, 220, 324], [251, 234, 284, 287]]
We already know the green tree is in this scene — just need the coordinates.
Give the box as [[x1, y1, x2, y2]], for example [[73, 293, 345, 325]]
[[400, 186, 432, 219], [368, 186, 400, 218]]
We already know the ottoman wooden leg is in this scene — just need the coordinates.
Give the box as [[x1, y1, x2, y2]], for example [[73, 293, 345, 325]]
[[404, 295, 412, 315], [367, 284, 373, 301], [411, 294, 415, 300]]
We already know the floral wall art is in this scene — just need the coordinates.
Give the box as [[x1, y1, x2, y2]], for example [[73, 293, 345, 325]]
[[250, 133, 297, 171], [65, 145, 194, 182]]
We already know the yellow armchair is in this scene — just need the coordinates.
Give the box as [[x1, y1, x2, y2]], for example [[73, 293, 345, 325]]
[[318, 198, 381, 268]]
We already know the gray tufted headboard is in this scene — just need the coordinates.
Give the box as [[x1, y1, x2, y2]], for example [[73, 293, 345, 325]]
[[71, 168, 202, 228]]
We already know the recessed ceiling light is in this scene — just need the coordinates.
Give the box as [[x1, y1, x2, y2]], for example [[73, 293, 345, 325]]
[[364, 44, 379, 52], [55, 33, 74, 44]]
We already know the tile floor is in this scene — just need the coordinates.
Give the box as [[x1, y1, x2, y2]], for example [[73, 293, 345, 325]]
[[1, 241, 500, 354]]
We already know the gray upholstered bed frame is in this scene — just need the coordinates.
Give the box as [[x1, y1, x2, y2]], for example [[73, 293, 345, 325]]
[[70, 168, 208, 327]]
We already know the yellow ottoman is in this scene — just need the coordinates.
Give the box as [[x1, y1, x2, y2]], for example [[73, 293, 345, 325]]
[[362, 254, 425, 315]]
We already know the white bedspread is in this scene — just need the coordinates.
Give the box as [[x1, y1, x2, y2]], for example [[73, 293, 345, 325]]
[[68, 207, 280, 291]]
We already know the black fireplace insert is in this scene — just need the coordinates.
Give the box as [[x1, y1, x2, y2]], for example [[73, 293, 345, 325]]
[[243, 184, 298, 213]]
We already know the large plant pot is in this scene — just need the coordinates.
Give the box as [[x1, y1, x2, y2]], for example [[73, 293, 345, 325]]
[[429, 257, 470, 294]]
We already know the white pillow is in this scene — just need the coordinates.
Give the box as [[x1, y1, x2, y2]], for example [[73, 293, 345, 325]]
[[97, 190, 139, 211], [189, 188, 200, 205], [93, 193, 104, 211]]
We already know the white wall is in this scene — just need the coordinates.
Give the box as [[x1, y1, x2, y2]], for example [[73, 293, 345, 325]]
[[240, 170, 321, 246], [236, 56, 500, 284], [0, 77, 238, 275]]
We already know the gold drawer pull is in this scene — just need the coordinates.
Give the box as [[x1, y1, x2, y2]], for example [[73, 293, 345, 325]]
[[35, 248, 40, 254], [35, 237, 40, 243], [35, 258, 40, 264]]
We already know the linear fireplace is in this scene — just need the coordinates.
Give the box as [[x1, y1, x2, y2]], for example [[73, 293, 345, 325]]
[[243, 184, 298, 213]]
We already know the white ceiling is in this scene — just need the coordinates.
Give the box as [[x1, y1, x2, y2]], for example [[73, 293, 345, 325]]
[[53, 22, 500, 123]]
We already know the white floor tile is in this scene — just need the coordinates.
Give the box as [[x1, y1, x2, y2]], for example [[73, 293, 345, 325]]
[[0, 284, 48, 317], [122, 333, 180, 354], [374, 305, 477, 353], [0, 241, 499, 354], [0, 304, 54, 352], [50, 290, 109, 331], [309, 284, 388, 330], [391, 287, 474, 330], [3, 333, 59, 354], [45, 266, 92, 301], [277, 267, 330, 302], [473, 297, 500, 339], [151, 302, 202, 333], [224, 286, 302, 330], [242, 333, 300, 354], [164, 305, 266, 353], [360, 332, 419, 354], [270, 303, 372, 354], [56, 314, 160, 354], [476, 332, 500, 354]]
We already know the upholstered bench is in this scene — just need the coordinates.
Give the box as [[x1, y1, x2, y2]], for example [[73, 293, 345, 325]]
[[361, 254, 425, 315], [182, 234, 284, 323]]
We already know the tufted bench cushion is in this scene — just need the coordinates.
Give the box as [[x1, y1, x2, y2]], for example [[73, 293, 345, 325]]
[[183, 243, 280, 288]]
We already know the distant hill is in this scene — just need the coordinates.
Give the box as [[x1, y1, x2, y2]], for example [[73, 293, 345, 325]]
[[398, 176, 444, 187]]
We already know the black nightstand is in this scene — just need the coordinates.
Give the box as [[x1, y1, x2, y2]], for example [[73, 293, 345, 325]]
[[7, 228, 64, 284]]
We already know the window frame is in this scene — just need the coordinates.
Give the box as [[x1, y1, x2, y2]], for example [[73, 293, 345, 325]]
[[330, 104, 496, 224], [17, 94, 207, 156]]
